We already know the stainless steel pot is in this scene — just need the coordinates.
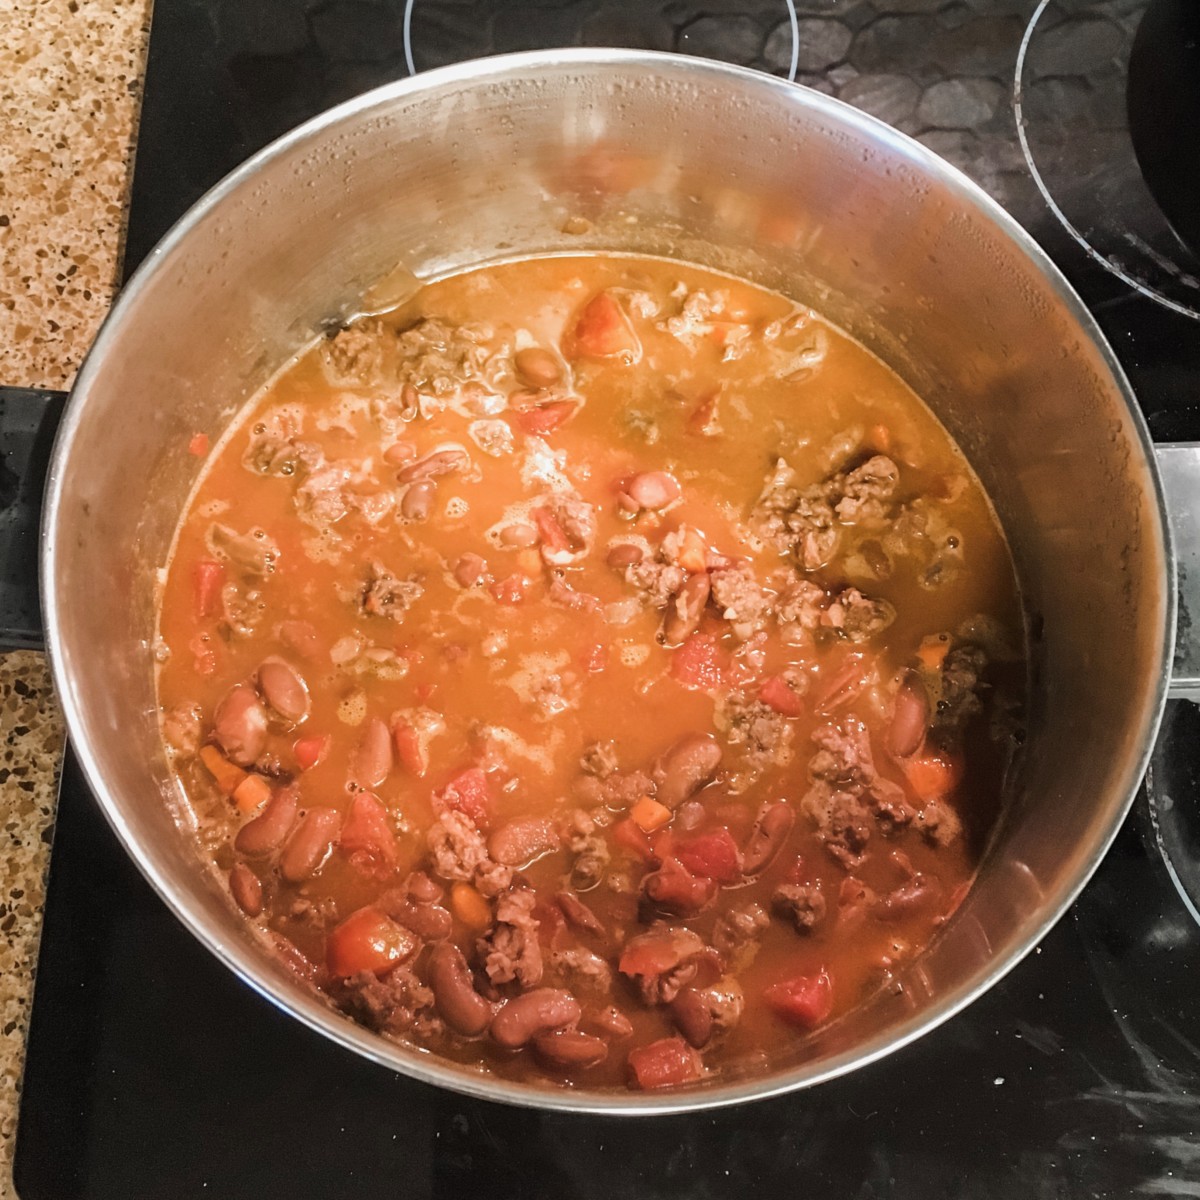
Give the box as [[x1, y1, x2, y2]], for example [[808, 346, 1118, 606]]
[[42, 50, 1182, 1113]]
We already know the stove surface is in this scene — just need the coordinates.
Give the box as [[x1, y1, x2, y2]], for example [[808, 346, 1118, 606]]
[[14, 1, 1200, 1196]]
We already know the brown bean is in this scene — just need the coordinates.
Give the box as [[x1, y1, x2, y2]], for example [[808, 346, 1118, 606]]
[[514, 347, 563, 388], [533, 1028, 608, 1068], [427, 942, 493, 1036], [742, 802, 795, 876], [350, 718, 393, 789], [453, 553, 488, 588], [229, 862, 263, 917], [401, 480, 435, 521], [490, 988, 581, 1049], [397, 447, 467, 484], [655, 733, 723, 809], [556, 890, 605, 936], [382, 894, 453, 940], [606, 542, 644, 569], [257, 657, 310, 724], [278, 807, 340, 882], [670, 988, 714, 1049], [213, 683, 269, 766], [383, 441, 417, 466], [499, 522, 539, 549], [661, 571, 711, 646], [887, 672, 929, 759], [487, 818, 561, 867], [625, 471, 681, 511], [234, 786, 299, 856], [592, 1005, 634, 1039], [406, 871, 443, 904]]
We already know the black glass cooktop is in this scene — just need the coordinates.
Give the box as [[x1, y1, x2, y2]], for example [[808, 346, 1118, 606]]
[[13, 1, 1200, 1196]]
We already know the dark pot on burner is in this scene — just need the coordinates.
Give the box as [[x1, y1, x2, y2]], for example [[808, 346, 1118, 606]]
[[41, 51, 1176, 1112]]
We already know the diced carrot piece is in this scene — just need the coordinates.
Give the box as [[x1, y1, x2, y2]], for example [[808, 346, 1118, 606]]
[[676, 526, 708, 574], [231, 772, 272, 814], [916, 634, 951, 671], [901, 750, 963, 802], [192, 560, 226, 620], [199, 744, 247, 797], [627, 1037, 703, 1090], [450, 882, 493, 931], [339, 792, 398, 873], [764, 970, 834, 1030], [569, 291, 640, 360], [630, 796, 672, 834], [760, 674, 804, 718], [612, 817, 655, 861], [326, 906, 414, 979], [392, 722, 428, 777], [187, 432, 210, 457], [293, 734, 330, 772]]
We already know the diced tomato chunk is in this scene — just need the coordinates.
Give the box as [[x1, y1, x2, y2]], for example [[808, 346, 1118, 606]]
[[325, 906, 413, 979], [611, 817, 655, 862], [670, 633, 726, 691], [674, 828, 742, 884], [580, 642, 606, 673], [339, 792, 398, 874], [187, 432, 210, 457], [392, 722, 429, 777], [434, 767, 492, 829], [489, 574, 530, 606], [293, 734, 330, 772], [901, 749, 963, 801], [760, 674, 804, 718], [192, 560, 225, 620], [515, 400, 577, 436], [532, 506, 570, 554], [764, 970, 834, 1030], [627, 1037, 703, 1090], [570, 291, 639, 360]]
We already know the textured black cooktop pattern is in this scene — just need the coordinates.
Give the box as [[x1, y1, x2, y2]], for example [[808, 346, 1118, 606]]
[[15, 1, 1200, 1196]]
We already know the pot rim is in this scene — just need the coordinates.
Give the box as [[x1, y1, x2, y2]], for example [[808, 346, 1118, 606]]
[[41, 47, 1177, 1115]]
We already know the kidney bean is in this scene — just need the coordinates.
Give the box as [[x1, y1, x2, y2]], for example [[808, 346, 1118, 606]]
[[228, 862, 263, 917], [876, 875, 942, 922], [277, 619, 321, 660], [533, 1028, 608, 1068], [499, 522, 538, 549], [257, 657, 310, 724], [655, 733, 723, 809], [279, 807, 340, 882], [606, 542, 643, 569], [514, 346, 563, 388], [490, 988, 581, 1049], [887, 672, 929, 758], [406, 871, 444, 904], [427, 942, 493, 1036], [397, 447, 467, 484], [350, 718, 393, 789], [488, 818, 561, 867], [234, 785, 299, 856], [592, 1005, 634, 1039], [453, 553, 488, 588], [624, 471, 681, 511], [742, 802, 796, 876], [212, 683, 269, 766], [670, 988, 713, 1049], [515, 400, 578, 436], [383, 440, 417, 466], [555, 890, 605, 936], [383, 895, 453, 940], [661, 572, 711, 646], [642, 856, 717, 916], [401, 480, 435, 521]]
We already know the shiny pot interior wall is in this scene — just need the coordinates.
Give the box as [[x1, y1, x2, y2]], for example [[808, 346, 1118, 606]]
[[45, 52, 1171, 1111]]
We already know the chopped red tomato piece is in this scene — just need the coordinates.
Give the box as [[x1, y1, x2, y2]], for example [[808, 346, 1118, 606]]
[[192, 560, 225, 620], [674, 828, 742, 884], [901, 749, 963, 802], [293, 734, 330, 772], [532, 506, 570, 555], [339, 792, 398, 874], [325, 906, 413, 979], [392, 722, 429, 777], [670, 633, 726, 691], [764, 970, 834, 1030], [435, 767, 492, 829], [580, 642, 606, 673], [612, 817, 655, 862], [187, 432, 210, 457], [627, 1037, 703, 1090], [570, 291, 639, 360], [489, 574, 530, 606], [760, 674, 803, 717], [515, 400, 578, 436]]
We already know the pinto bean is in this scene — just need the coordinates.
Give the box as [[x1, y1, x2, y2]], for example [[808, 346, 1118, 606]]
[[555, 890, 605, 936], [500, 522, 539, 549], [490, 988, 581, 1049], [401, 480, 435, 521], [234, 785, 299, 855], [350, 718, 393, 789], [887, 672, 929, 758], [257, 657, 310, 724], [278, 807, 340, 882], [228, 862, 263, 917], [212, 683, 269, 766], [383, 441, 417, 466], [397, 447, 467, 484], [606, 542, 643, 568], [742, 802, 796, 876], [661, 572, 711, 646], [514, 347, 563, 388], [624, 471, 681, 511], [655, 733, 723, 809], [427, 942, 492, 1036], [488, 818, 561, 867], [533, 1028, 608, 1068], [453, 553, 488, 588]]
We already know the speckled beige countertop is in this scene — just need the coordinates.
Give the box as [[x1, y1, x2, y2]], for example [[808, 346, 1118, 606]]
[[0, 0, 152, 1192]]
